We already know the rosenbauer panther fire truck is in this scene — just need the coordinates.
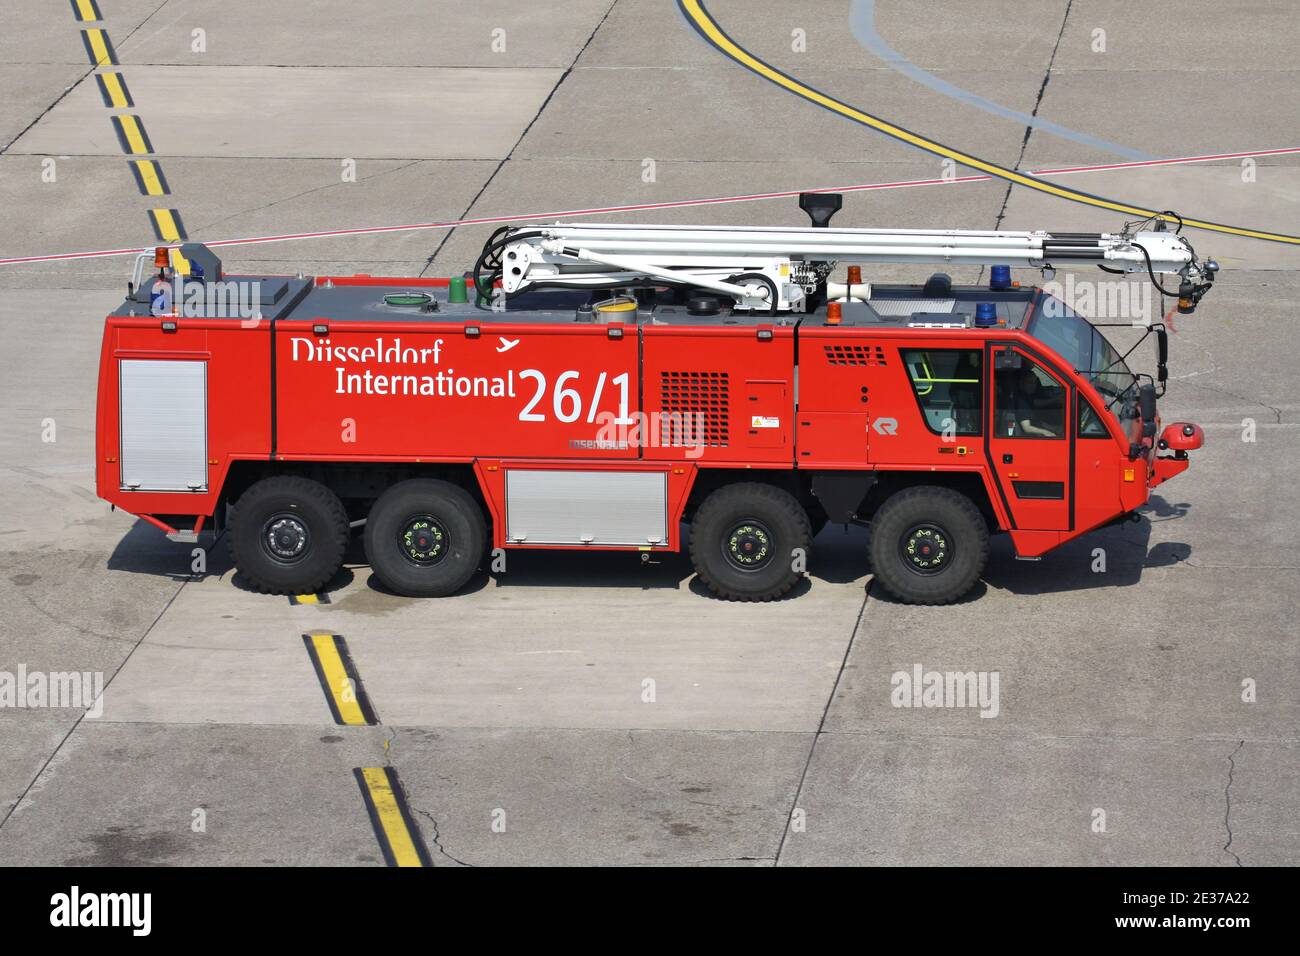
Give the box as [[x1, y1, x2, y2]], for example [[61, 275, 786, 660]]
[[95, 194, 1214, 604]]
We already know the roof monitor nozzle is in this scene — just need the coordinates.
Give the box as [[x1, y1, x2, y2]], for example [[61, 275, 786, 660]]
[[799, 192, 842, 228]]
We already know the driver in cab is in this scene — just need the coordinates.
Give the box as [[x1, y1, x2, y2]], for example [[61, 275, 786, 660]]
[[1002, 366, 1063, 438]]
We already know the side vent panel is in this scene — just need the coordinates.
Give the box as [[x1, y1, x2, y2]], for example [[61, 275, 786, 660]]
[[824, 344, 888, 367], [659, 371, 730, 447]]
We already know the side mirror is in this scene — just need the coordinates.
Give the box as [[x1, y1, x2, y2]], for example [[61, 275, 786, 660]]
[[1139, 382, 1157, 422], [1155, 326, 1169, 388]]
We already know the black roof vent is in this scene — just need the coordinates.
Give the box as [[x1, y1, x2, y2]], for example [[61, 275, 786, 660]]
[[922, 272, 952, 297], [687, 295, 721, 316]]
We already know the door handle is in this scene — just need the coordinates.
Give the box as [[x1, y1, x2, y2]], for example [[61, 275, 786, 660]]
[[1002, 453, 1014, 464]]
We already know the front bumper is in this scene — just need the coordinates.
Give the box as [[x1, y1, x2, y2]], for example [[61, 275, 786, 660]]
[[1148, 421, 1204, 489]]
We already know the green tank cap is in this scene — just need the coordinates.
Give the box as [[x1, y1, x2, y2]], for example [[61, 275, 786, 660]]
[[448, 275, 468, 304]]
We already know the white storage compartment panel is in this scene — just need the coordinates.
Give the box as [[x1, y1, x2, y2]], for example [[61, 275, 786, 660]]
[[506, 470, 667, 546], [119, 359, 208, 492]]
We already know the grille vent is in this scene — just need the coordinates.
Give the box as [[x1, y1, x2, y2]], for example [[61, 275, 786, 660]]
[[824, 344, 888, 367], [659, 371, 730, 447]]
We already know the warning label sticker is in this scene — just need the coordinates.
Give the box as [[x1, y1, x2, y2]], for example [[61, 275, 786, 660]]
[[751, 416, 780, 429]]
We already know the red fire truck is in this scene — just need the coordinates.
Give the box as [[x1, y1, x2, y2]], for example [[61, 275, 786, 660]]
[[95, 195, 1213, 603]]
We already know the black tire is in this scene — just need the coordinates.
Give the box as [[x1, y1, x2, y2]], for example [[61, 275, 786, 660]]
[[689, 482, 812, 601], [364, 479, 485, 597], [868, 486, 988, 604], [228, 476, 349, 594]]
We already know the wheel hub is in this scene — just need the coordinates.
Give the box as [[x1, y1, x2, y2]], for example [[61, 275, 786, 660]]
[[401, 515, 448, 566], [263, 514, 310, 563], [724, 521, 773, 571], [901, 524, 950, 574]]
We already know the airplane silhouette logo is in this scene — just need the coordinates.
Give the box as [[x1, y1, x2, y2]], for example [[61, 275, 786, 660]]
[[496, 337, 520, 353]]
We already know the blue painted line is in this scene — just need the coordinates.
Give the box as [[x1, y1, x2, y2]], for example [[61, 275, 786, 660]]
[[849, 0, 1151, 161]]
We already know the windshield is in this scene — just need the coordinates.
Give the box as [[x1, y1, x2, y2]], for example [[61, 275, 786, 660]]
[[1028, 295, 1137, 413]]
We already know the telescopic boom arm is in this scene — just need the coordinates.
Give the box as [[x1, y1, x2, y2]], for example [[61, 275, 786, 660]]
[[478, 200, 1217, 313]]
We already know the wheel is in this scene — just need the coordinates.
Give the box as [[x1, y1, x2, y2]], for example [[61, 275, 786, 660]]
[[228, 476, 349, 594], [689, 482, 812, 601], [364, 478, 485, 597], [867, 486, 988, 604]]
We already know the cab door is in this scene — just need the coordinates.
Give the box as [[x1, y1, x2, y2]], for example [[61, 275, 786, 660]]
[[986, 344, 1072, 531]]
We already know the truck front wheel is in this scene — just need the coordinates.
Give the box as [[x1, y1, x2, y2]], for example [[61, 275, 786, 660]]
[[867, 486, 988, 604], [364, 479, 485, 597], [689, 483, 812, 601], [228, 476, 350, 594]]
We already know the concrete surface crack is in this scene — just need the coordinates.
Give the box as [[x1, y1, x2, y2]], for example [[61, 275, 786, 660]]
[[676, 856, 775, 865], [848, 0, 1145, 161], [412, 808, 475, 867], [773, 590, 871, 866], [418, 0, 621, 275], [0, 68, 94, 154], [189, 160, 424, 235], [1222, 740, 1244, 867], [991, 0, 1073, 232], [1182, 559, 1299, 572], [1183, 380, 1283, 425], [0, 572, 190, 833]]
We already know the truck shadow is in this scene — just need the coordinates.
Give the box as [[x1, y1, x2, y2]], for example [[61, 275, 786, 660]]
[[105, 521, 202, 582], [479, 549, 695, 593], [978, 495, 1193, 598], [105, 494, 1193, 603], [106, 522, 364, 598]]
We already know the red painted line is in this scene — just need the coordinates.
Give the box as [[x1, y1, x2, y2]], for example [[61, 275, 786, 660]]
[[1033, 146, 1300, 176], [2, 146, 1296, 267]]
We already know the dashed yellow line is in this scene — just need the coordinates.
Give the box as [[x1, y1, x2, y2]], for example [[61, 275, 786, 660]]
[[80, 27, 116, 66], [149, 208, 186, 242], [130, 159, 168, 196], [70, 8, 189, 275], [678, 0, 1300, 246], [111, 113, 152, 154], [71, 0, 103, 23], [290, 592, 332, 605], [354, 767, 432, 867], [303, 632, 377, 726], [96, 71, 132, 109]]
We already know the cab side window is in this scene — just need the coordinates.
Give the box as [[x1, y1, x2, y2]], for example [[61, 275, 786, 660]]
[[1078, 398, 1110, 437], [993, 352, 1066, 438], [902, 349, 982, 436]]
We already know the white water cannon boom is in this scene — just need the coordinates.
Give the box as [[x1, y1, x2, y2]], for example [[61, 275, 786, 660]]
[[478, 194, 1217, 313]]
